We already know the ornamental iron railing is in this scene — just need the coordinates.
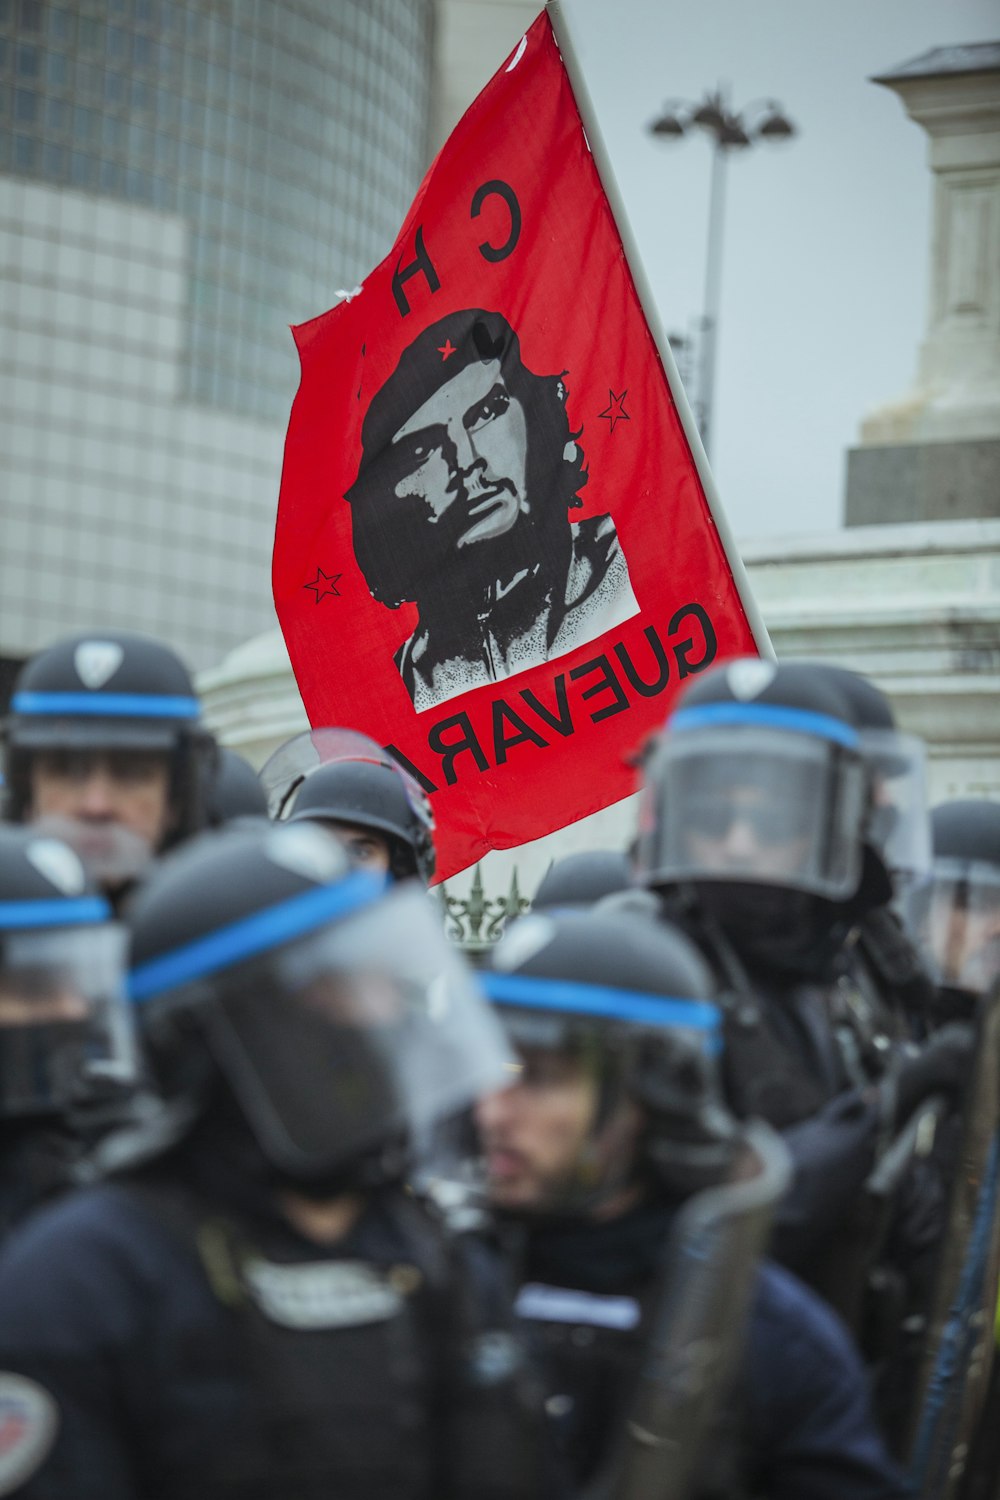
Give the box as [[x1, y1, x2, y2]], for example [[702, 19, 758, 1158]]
[[435, 864, 531, 957]]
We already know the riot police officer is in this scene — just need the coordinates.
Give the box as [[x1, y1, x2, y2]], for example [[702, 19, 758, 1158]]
[[633, 658, 973, 1294], [3, 631, 216, 901], [904, 799, 1000, 1498], [260, 727, 436, 882], [531, 848, 633, 911], [202, 747, 269, 827], [0, 821, 552, 1498], [0, 825, 135, 1239], [909, 799, 1000, 1016], [475, 906, 913, 1499]]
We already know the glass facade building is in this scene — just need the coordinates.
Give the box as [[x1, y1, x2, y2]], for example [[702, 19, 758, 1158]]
[[0, 0, 434, 667]]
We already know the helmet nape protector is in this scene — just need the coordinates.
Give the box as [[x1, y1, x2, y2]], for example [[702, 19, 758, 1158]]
[[639, 703, 867, 901], [129, 881, 511, 1181]]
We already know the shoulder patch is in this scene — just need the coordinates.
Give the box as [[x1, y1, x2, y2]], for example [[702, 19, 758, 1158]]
[[0, 1374, 59, 1495]]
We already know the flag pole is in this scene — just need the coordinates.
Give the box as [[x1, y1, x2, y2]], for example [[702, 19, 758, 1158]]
[[545, 0, 775, 660]]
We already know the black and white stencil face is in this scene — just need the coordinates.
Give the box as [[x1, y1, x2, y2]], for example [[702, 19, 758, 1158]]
[[390, 358, 529, 551], [346, 308, 639, 711]]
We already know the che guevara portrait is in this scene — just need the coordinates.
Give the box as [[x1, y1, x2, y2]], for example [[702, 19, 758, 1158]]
[[346, 308, 638, 713]]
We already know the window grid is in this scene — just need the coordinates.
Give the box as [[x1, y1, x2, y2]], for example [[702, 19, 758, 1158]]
[[0, 0, 433, 420]]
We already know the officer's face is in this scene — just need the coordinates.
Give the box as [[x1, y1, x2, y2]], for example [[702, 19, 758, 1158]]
[[928, 887, 1000, 993], [475, 1046, 639, 1213], [29, 749, 176, 862], [390, 358, 529, 551], [319, 819, 392, 877], [684, 784, 811, 881], [0, 975, 88, 1026]]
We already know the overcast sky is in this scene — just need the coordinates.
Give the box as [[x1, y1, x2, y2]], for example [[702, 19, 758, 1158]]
[[555, 0, 997, 539]]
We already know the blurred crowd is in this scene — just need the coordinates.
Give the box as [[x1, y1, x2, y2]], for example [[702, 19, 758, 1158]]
[[0, 628, 996, 1499]]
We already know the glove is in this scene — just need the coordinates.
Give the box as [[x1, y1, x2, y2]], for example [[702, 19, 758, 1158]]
[[892, 1022, 977, 1126]]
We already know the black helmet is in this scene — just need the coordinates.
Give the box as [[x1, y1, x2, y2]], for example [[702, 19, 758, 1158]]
[[532, 850, 633, 911], [203, 748, 269, 827], [803, 663, 930, 886], [0, 825, 135, 1119], [637, 658, 868, 901], [803, 663, 894, 733], [126, 821, 508, 1187], [932, 800, 1000, 869], [3, 631, 215, 859], [906, 801, 1000, 997], [635, 658, 871, 973], [479, 908, 736, 1212], [261, 727, 436, 883]]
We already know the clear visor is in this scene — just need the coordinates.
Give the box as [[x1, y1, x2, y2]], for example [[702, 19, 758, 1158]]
[[31, 814, 155, 889], [640, 727, 866, 900], [907, 861, 1000, 996], [203, 883, 512, 1178], [258, 728, 432, 831], [0, 923, 136, 1116], [860, 729, 931, 883]]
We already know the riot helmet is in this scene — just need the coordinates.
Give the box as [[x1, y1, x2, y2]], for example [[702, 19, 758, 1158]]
[[3, 632, 215, 889], [532, 849, 633, 911], [635, 659, 871, 971], [260, 727, 436, 883], [476, 908, 735, 1216], [127, 821, 509, 1189], [907, 801, 1000, 999], [637, 658, 867, 901], [203, 747, 269, 827], [804, 663, 931, 888], [0, 826, 135, 1119]]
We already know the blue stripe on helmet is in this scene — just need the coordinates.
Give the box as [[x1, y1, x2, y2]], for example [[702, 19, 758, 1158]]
[[128, 871, 382, 1005], [481, 972, 722, 1050], [12, 692, 201, 721], [669, 702, 859, 749], [0, 896, 111, 929]]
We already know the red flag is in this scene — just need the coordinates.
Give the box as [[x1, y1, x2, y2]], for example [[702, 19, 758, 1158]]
[[273, 10, 763, 883]]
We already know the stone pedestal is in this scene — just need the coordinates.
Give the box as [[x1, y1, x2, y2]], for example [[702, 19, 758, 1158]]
[[845, 439, 1000, 525], [846, 44, 1000, 525]]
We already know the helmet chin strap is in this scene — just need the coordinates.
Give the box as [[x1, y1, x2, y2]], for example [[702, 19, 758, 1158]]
[[573, 1131, 645, 1221]]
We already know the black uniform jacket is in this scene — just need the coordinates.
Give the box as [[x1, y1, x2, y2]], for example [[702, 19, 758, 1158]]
[[0, 1160, 552, 1500]]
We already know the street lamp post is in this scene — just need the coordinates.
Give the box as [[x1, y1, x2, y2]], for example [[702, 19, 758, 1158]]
[[649, 88, 795, 461]]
